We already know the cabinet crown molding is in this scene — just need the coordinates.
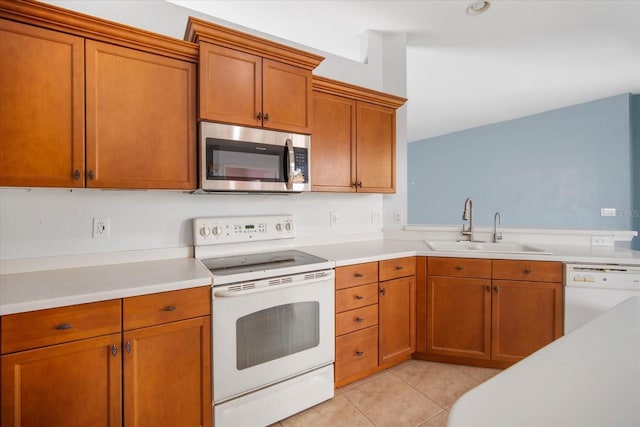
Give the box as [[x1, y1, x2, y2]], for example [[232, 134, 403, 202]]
[[0, 0, 198, 62], [185, 16, 324, 70], [313, 75, 407, 109]]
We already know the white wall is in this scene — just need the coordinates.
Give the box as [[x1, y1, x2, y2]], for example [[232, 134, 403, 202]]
[[0, 1, 408, 261]]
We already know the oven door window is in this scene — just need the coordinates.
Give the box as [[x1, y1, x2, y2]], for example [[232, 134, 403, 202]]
[[206, 138, 285, 182], [236, 301, 319, 370]]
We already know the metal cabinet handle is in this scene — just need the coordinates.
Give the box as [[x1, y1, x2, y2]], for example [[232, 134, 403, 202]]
[[162, 305, 177, 312], [73, 170, 81, 180], [354, 272, 364, 278], [88, 170, 94, 180], [355, 317, 364, 323], [354, 295, 364, 300], [55, 322, 72, 330], [523, 268, 532, 274], [111, 345, 118, 357], [355, 351, 364, 357], [125, 341, 132, 353], [454, 266, 464, 271], [264, 113, 270, 121], [395, 266, 404, 270], [380, 287, 386, 296], [494, 286, 499, 293], [256, 112, 262, 121], [486, 286, 491, 293]]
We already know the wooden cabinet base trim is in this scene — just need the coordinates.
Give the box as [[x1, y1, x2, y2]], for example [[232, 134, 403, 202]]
[[412, 352, 512, 370], [334, 365, 383, 389]]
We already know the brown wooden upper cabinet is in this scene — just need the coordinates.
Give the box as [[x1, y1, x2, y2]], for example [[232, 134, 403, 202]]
[[186, 17, 324, 134], [0, 2, 198, 190], [311, 76, 406, 193]]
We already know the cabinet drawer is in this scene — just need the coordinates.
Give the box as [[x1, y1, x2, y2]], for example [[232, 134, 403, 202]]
[[335, 304, 378, 336], [379, 257, 415, 281], [335, 262, 379, 289], [1, 300, 121, 354], [336, 283, 379, 313], [493, 260, 562, 282], [123, 286, 211, 330], [335, 326, 378, 382], [428, 257, 492, 279]]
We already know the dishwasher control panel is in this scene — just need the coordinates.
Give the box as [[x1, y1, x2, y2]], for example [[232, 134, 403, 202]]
[[565, 264, 640, 291]]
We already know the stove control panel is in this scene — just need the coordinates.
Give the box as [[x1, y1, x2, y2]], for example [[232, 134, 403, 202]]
[[193, 215, 295, 245]]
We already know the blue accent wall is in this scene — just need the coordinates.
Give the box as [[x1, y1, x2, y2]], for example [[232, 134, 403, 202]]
[[408, 94, 635, 233], [631, 94, 640, 250]]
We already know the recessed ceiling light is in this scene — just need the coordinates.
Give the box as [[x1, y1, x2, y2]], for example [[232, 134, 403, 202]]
[[466, 0, 491, 15]]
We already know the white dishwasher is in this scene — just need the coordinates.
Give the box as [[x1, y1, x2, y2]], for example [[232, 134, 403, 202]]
[[564, 263, 640, 333]]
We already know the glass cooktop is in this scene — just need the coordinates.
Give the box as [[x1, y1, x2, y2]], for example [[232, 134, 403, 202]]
[[200, 250, 328, 276]]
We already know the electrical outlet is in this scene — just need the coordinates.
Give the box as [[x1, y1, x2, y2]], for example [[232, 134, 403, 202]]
[[591, 236, 614, 247], [393, 211, 403, 224], [93, 217, 110, 239], [330, 212, 339, 226], [371, 211, 382, 224], [600, 208, 616, 217]]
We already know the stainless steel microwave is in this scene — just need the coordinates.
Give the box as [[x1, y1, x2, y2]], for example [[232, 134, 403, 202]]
[[199, 122, 310, 193]]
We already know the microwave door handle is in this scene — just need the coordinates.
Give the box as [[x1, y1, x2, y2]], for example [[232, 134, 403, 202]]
[[285, 138, 295, 190]]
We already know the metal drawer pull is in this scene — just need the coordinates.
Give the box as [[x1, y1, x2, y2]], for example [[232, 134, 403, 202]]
[[494, 286, 499, 293], [111, 345, 118, 357], [486, 286, 491, 293], [380, 287, 386, 296], [454, 266, 464, 271], [354, 273, 364, 278], [395, 266, 404, 270], [125, 341, 132, 353], [162, 305, 177, 312], [523, 269, 532, 274], [355, 317, 364, 323], [355, 351, 364, 357], [354, 295, 364, 300], [55, 323, 72, 330]]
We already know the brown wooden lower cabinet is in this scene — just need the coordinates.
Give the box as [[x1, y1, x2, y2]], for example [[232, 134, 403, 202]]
[[379, 276, 416, 366], [418, 257, 564, 369], [123, 316, 211, 427], [1, 333, 122, 427], [335, 326, 378, 382], [0, 287, 212, 427]]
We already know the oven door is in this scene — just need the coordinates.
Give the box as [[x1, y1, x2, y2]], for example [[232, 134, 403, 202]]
[[212, 270, 334, 403]]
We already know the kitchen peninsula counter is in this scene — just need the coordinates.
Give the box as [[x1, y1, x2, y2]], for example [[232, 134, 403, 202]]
[[447, 296, 640, 427]]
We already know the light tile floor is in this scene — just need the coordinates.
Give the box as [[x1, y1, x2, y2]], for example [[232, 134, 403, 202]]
[[273, 360, 502, 427]]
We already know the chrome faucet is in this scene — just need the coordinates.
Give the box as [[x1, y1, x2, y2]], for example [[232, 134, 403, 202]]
[[461, 197, 474, 241], [493, 212, 503, 243]]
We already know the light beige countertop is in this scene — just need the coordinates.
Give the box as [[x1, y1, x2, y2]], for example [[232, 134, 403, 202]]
[[0, 258, 211, 315], [2, 239, 639, 316], [302, 239, 640, 267]]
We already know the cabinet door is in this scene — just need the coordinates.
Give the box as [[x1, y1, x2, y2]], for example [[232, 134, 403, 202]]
[[198, 42, 262, 127], [85, 40, 196, 189], [379, 276, 416, 366], [355, 102, 396, 193], [491, 280, 563, 363], [262, 58, 312, 133], [311, 92, 356, 192], [1, 334, 122, 427], [123, 317, 211, 427], [426, 277, 491, 360], [0, 19, 85, 188]]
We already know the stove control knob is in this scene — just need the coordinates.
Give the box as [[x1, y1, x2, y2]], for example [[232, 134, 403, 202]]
[[212, 225, 223, 236], [275, 223, 283, 232], [285, 222, 293, 232], [199, 226, 211, 237]]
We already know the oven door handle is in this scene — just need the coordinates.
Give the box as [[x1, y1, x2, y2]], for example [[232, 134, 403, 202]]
[[213, 272, 334, 297], [285, 138, 295, 191]]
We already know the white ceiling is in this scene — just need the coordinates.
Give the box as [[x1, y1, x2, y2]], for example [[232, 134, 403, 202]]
[[170, 0, 640, 141]]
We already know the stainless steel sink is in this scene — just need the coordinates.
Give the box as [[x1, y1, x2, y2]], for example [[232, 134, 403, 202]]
[[425, 240, 553, 254]]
